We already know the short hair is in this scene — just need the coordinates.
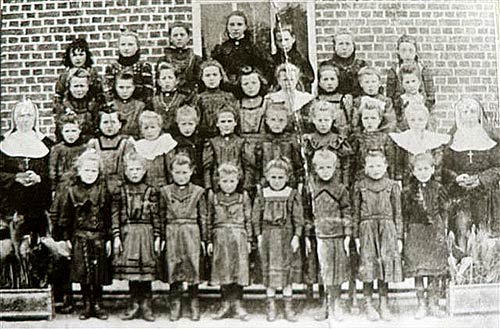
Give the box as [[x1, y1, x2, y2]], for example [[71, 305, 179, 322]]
[[358, 67, 381, 82], [58, 111, 80, 129], [63, 37, 93, 68], [364, 150, 387, 163], [359, 97, 385, 117], [76, 149, 102, 170], [312, 149, 338, 167], [216, 104, 237, 121], [124, 150, 147, 169], [176, 105, 199, 123], [200, 59, 228, 82], [317, 63, 340, 81], [170, 153, 193, 170], [274, 62, 300, 81], [157, 62, 178, 77], [66, 68, 91, 89], [168, 21, 191, 36], [235, 65, 268, 99], [332, 29, 354, 48], [139, 110, 163, 127], [118, 27, 140, 49], [272, 24, 295, 39], [309, 100, 336, 121], [115, 68, 135, 82], [399, 63, 420, 80], [409, 152, 435, 169], [264, 157, 291, 178], [217, 162, 241, 179], [265, 101, 288, 117]]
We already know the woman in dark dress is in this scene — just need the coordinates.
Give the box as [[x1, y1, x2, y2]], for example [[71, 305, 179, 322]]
[[0, 100, 54, 288]]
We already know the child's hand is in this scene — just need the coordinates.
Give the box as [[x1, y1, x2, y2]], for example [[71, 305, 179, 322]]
[[343, 94, 353, 111], [355, 238, 360, 254], [26, 170, 41, 184], [291, 235, 300, 253], [66, 240, 72, 250], [161, 240, 166, 251], [304, 237, 312, 256], [343, 236, 351, 256], [207, 243, 213, 256], [154, 237, 161, 255], [397, 239, 403, 253], [247, 242, 252, 254], [106, 241, 112, 257], [201, 241, 206, 255], [113, 236, 122, 254], [298, 183, 304, 195], [257, 235, 263, 251]]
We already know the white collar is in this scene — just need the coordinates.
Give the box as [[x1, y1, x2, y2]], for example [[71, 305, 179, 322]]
[[0, 130, 49, 158], [263, 186, 292, 198], [450, 126, 497, 152], [133, 133, 177, 160], [389, 129, 450, 155]]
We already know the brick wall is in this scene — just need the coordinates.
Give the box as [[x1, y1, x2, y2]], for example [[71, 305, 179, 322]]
[[315, 0, 500, 132], [1, 0, 499, 135]]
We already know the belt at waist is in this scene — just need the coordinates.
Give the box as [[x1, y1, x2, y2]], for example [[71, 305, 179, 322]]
[[214, 223, 246, 230], [167, 219, 198, 225]]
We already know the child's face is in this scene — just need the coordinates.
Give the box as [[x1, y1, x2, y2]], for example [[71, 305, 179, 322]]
[[277, 70, 298, 91], [265, 109, 288, 134], [227, 15, 247, 39], [125, 160, 146, 183], [141, 119, 162, 141], [177, 117, 197, 137], [202, 66, 222, 89], [100, 112, 122, 137], [69, 77, 89, 99], [118, 35, 138, 57], [312, 111, 334, 135], [70, 48, 87, 68], [241, 73, 261, 97], [219, 173, 239, 194], [318, 70, 339, 93], [266, 167, 288, 191], [78, 159, 99, 185], [412, 160, 434, 183], [398, 42, 417, 62], [359, 74, 380, 96], [158, 69, 177, 93], [334, 34, 354, 59], [276, 31, 295, 52], [365, 156, 387, 180], [361, 109, 382, 132], [115, 78, 135, 100], [171, 163, 193, 186], [314, 158, 336, 182], [216, 111, 237, 136], [401, 73, 420, 95], [61, 123, 81, 144], [406, 111, 428, 132], [170, 27, 190, 49]]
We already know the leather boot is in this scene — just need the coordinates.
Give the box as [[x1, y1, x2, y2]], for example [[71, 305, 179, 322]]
[[314, 294, 328, 321], [142, 298, 155, 322], [364, 296, 380, 321], [212, 298, 231, 320], [92, 286, 109, 320], [234, 299, 249, 321], [414, 290, 427, 320], [379, 295, 393, 321], [121, 298, 140, 320], [79, 285, 92, 320], [169, 297, 181, 321], [284, 297, 298, 322], [266, 297, 277, 322], [189, 285, 200, 321], [59, 294, 74, 314]]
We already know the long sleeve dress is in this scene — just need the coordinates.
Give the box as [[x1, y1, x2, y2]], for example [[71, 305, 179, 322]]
[[157, 46, 202, 97]]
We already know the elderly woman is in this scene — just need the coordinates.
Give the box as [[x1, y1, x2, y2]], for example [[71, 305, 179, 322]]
[[0, 99, 54, 288], [443, 96, 500, 250]]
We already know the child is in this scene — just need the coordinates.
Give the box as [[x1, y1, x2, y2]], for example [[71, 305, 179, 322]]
[[389, 103, 450, 185], [195, 59, 238, 140], [87, 109, 135, 192], [134, 111, 177, 189], [386, 34, 435, 112], [272, 25, 314, 92], [146, 62, 188, 133], [202, 105, 251, 193], [54, 37, 103, 107], [352, 151, 403, 321], [351, 67, 397, 133], [266, 63, 314, 113], [112, 69, 146, 138], [112, 151, 160, 322], [303, 100, 352, 186], [304, 149, 351, 321], [55, 150, 111, 320], [170, 105, 204, 186], [53, 68, 100, 142], [207, 163, 252, 321], [252, 158, 303, 322], [104, 28, 153, 105], [156, 21, 202, 97], [159, 154, 208, 321], [402, 153, 448, 319]]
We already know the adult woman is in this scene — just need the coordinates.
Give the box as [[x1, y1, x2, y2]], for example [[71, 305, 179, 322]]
[[0, 99, 54, 288]]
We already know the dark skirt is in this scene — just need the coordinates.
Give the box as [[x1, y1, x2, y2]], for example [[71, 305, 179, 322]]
[[358, 219, 403, 283], [211, 227, 249, 286], [302, 236, 319, 285], [317, 237, 349, 286], [164, 223, 201, 284], [70, 231, 111, 285], [114, 223, 157, 281], [260, 226, 302, 288]]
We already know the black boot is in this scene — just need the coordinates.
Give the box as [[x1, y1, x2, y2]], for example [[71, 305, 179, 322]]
[[232, 285, 249, 321], [189, 285, 200, 321], [141, 282, 155, 322], [284, 296, 298, 322], [213, 285, 231, 320], [169, 282, 182, 321], [92, 285, 108, 320], [59, 294, 74, 314], [79, 285, 92, 320], [122, 282, 140, 320]]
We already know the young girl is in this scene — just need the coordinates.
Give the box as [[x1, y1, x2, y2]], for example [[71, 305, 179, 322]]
[[156, 21, 202, 97], [352, 151, 403, 321], [403, 153, 448, 319], [207, 163, 252, 321], [133, 111, 177, 189], [53, 68, 100, 142], [54, 37, 103, 107], [146, 62, 188, 133], [252, 158, 303, 322], [159, 154, 207, 321], [112, 151, 160, 322], [195, 60, 238, 140], [386, 34, 435, 112], [104, 28, 153, 105], [55, 150, 111, 320], [112, 69, 146, 138]]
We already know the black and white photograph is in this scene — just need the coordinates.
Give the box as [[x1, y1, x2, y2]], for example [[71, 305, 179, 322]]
[[1, 0, 499, 328]]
